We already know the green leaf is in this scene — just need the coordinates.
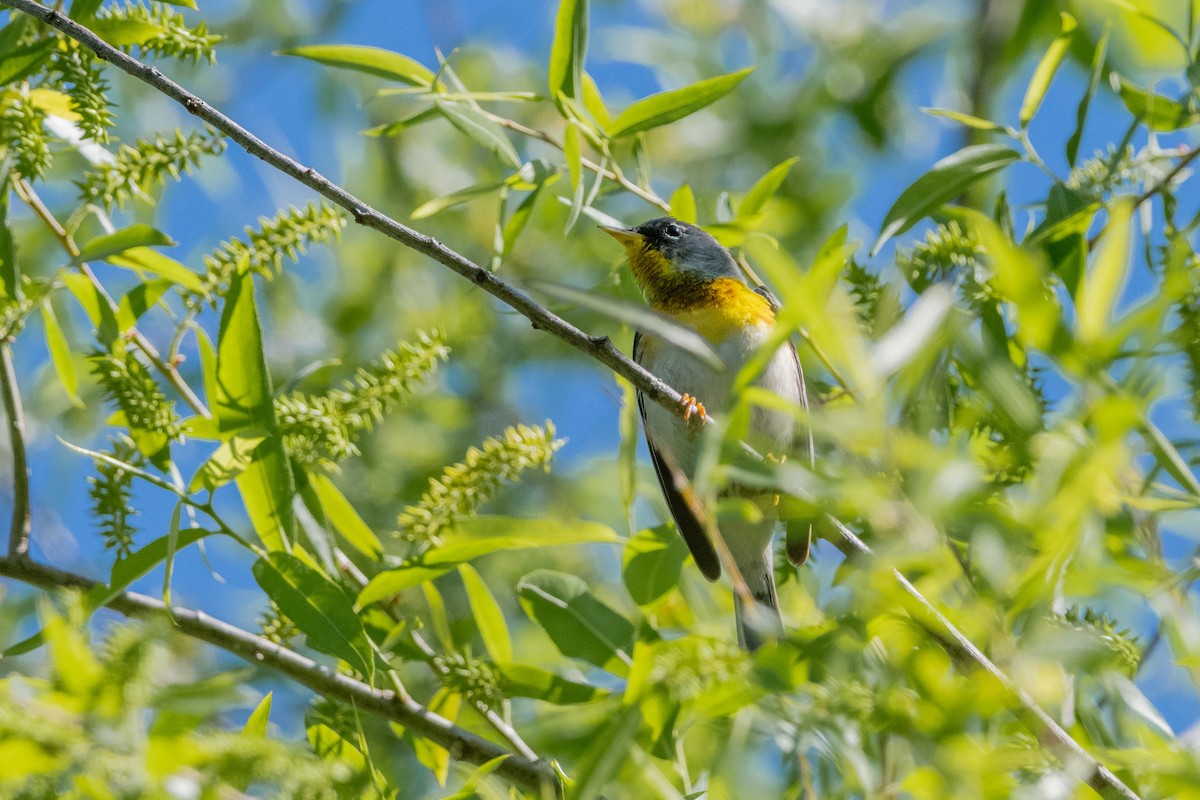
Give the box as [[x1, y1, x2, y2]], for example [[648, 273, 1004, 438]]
[[116, 278, 173, 331], [61, 272, 120, 348], [495, 662, 606, 704], [529, 280, 725, 371], [517, 569, 635, 676], [40, 304, 82, 407], [363, 105, 440, 137], [549, 0, 589, 102], [0, 39, 52, 88], [358, 516, 619, 605], [1067, 24, 1110, 167], [1019, 12, 1076, 127], [581, 71, 610, 128], [606, 67, 754, 138], [669, 184, 697, 224], [242, 691, 272, 738], [216, 270, 296, 552], [280, 45, 434, 87], [435, 100, 521, 167], [459, 564, 512, 662], [0, 183, 16, 299], [622, 525, 688, 606], [1077, 198, 1132, 345], [106, 246, 206, 294], [187, 430, 267, 493], [162, 501, 183, 611], [923, 107, 1013, 134], [737, 156, 799, 219], [501, 181, 548, 259], [307, 472, 383, 560], [873, 144, 1021, 254], [1113, 75, 1200, 131], [570, 703, 642, 800], [411, 181, 506, 220], [76, 224, 176, 264], [563, 122, 586, 233], [252, 553, 374, 681]]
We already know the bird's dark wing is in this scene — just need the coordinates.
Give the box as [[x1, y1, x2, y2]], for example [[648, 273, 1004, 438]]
[[753, 285, 814, 566], [633, 331, 722, 582]]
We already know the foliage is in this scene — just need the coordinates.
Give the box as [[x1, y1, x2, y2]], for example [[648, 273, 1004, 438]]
[[0, 1, 1198, 799]]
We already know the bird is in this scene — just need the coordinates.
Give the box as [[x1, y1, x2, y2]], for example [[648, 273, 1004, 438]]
[[601, 217, 813, 651]]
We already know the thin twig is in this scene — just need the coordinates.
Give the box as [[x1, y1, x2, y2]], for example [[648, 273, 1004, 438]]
[[478, 110, 672, 213], [1, 345, 30, 559], [1087, 144, 1200, 248], [0, 0, 695, 424], [12, 178, 211, 418], [824, 516, 1140, 800], [0, 554, 562, 797]]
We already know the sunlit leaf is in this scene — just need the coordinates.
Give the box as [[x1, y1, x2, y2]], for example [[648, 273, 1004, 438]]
[[549, 0, 589, 102], [1019, 12, 1076, 127], [1077, 198, 1132, 346], [435, 99, 521, 167], [495, 662, 606, 703], [517, 569, 635, 675], [923, 107, 1013, 134], [215, 269, 295, 552], [737, 156, 799, 219], [308, 472, 383, 560], [1113, 74, 1200, 130], [40, 304, 82, 407], [459, 563, 512, 662], [252, 552, 374, 681], [106, 246, 209, 294], [607, 67, 755, 138], [1067, 24, 1110, 166], [280, 44, 434, 87], [187, 430, 267, 493], [622, 525, 688, 606], [874, 144, 1021, 254], [670, 184, 697, 224], [76, 224, 175, 264]]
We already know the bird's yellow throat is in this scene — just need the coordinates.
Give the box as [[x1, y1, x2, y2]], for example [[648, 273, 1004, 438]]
[[623, 242, 774, 343]]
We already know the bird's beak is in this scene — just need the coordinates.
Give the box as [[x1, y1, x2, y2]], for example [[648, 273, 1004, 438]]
[[599, 225, 644, 247]]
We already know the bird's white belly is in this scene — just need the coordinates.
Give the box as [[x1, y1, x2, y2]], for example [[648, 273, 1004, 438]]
[[640, 324, 799, 482]]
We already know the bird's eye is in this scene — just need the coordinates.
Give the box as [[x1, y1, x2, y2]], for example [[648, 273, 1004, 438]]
[[663, 223, 683, 239]]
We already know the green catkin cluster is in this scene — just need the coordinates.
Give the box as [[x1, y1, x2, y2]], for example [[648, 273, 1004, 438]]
[[48, 41, 114, 144], [97, 1, 221, 64], [276, 331, 449, 469], [435, 650, 503, 707], [89, 349, 183, 440], [895, 220, 983, 293], [1054, 607, 1141, 676], [0, 91, 50, 181], [87, 435, 143, 558], [76, 128, 226, 210], [259, 599, 299, 647], [398, 422, 565, 547], [196, 202, 347, 300]]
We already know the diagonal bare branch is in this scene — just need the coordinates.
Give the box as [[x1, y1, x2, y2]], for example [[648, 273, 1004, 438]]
[[0, 554, 562, 797], [1, 344, 30, 559], [0, 0, 695, 424]]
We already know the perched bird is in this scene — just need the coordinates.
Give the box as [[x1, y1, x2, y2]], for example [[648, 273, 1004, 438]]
[[602, 217, 812, 650]]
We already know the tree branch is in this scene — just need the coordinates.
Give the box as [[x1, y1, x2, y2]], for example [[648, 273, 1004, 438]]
[[12, 178, 211, 419], [1, 345, 30, 559], [824, 516, 1140, 800], [0, 0, 696, 424], [0, 554, 562, 797]]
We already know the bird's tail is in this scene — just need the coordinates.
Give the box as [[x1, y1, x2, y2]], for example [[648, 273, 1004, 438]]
[[733, 557, 782, 651]]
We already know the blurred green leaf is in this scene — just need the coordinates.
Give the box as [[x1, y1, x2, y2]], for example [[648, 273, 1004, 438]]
[[1077, 198, 1132, 346], [411, 181, 505, 220], [622, 525, 688, 606], [308, 472, 383, 560], [76, 225, 175, 264], [162, 501, 183, 610], [435, 99, 521, 167], [458, 563, 512, 662], [874, 144, 1021, 254], [241, 691, 272, 738], [517, 569, 635, 675], [1067, 24, 1110, 167], [737, 156, 799, 219], [40, 304, 81, 407], [116, 278, 172, 330], [670, 184, 697, 224], [1114, 75, 1200, 130], [496, 662, 606, 704], [563, 122, 586, 233], [1019, 12, 1076, 127], [529, 280, 725, 371], [280, 44, 433, 87], [606, 67, 755, 138], [549, 0, 589, 102], [923, 107, 1013, 134], [0, 183, 15, 298], [252, 552, 374, 681], [106, 247, 206, 294], [215, 270, 295, 552]]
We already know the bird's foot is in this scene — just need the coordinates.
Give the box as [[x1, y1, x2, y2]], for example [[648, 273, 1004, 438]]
[[680, 393, 707, 425]]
